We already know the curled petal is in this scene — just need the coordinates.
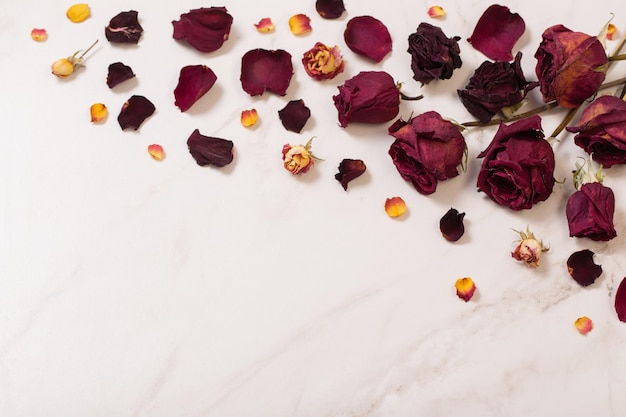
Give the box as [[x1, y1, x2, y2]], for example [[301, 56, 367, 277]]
[[384, 197, 406, 218], [117, 95, 155, 131], [148, 144, 165, 161], [105, 10, 143, 44], [335, 159, 366, 191], [240, 109, 258, 127], [567, 249, 602, 287], [455, 277, 476, 302], [174, 65, 218, 112], [467, 5, 525, 61], [90, 103, 107, 123], [440, 208, 465, 242], [574, 316, 593, 335], [66, 4, 90, 23], [172, 7, 233, 52], [427, 6, 445, 18], [106, 62, 135, 88], [187, 129, 234, 167], [616, 277, 626, 322], [278, 99, 311, 133], [254, 18, 274, 33], [240, 49, 293, 96], [344, 16, 392, 62], [289, 14, 312, 35], [31, 28, 47, 42], [316, 0, 345, 19]]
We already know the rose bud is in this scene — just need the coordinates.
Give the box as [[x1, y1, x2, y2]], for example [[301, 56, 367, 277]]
[[566, 95, 626, 168], [511, 227, 548, 268], [534, 24, 607, 108], [407, 22, 462, 84], [388, 111, 466, 195], [439, 208, 465, 242], [333, 71, 400, 128], [458, 52, 538, 122], [282, 139, 318, 175], [476, 115, 555, 210], [567, 249, 602, 287], [51, 58, 75, 78], [302, 42, 344, 81]]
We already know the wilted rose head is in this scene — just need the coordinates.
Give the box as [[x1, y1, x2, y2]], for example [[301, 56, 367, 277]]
[[534, 24, 607, 108], [282, 139, 317, 175], [566, 182, 617, 241], [511, 228, 547, 268], [302, 42, 344, 80], [407, 22, 462, 84]]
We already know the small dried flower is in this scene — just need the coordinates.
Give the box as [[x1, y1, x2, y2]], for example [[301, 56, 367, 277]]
[[50, 40, 98, 78], [427, 6, 445, 18], [90, 103, 107, 123], [455, 277, 476, 302], [408, 23, 461, 84], [384, 197, 407, 218], [574, 316, 593, 335], [30, 28, 47, 42], [511, 227, 548, 268], [148, 144, 165, 161], [282, 138, 318, 175], [240, 109, 258, 127], [254, 18, 274, 33], [66, 4, 90, 23], [289, 14, 312, 35], [302, 42, 344, 80]]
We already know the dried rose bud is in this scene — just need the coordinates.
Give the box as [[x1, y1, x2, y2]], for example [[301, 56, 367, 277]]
[[384, 197, 407, 218], [455, 277, 476, 302], [408, 23, 461, 84], [511, 227, 548, 268], [440, 208, 465, 242], [344, 16, 392, 62], [148, 144, 165, 161], [117, 95, 155, 131], [289, 14, 312, 35], [278, 100, 310, 133], [106, 62, 135, 88], [615, 277, 626, 322], [574, 316, 593, 335], [51, 58, 75, 78], [282, 138, 318, 175], [105, 10, 143, 44], [174, 65, 218, 112], [66, 4, 90, 23], [31, 28, 47, 42], [335, 159, 366, 191], [240, 109, 258, 127], [427, 6, 445, 18], [567, 250, 602, 287], [468, 5, 525, 61], [240, 49, 293, 96], [316, 0, 345, 19], [254, 18, 274, 33], [302, 42, 344, 81], [90, 103, 107, 123], [187, 129, 234, 168], [172, 7, 233, 52]]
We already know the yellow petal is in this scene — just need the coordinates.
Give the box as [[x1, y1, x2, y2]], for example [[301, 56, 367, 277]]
[[148, 144, 165, 161], [384, 196, 406, 218], [240, 109, 258, 127], [66, 4, 91, 23], [289, 14, 312, 35], [51, 58, 74, 78], [30, 28, 48, 42], [427, 6, 445, 18], [90, 103, 107, 123], [254, 18, 275, 33], [574, 316, 593, 335], [455, 277, 476, 302], [607, 23, 617, 41]]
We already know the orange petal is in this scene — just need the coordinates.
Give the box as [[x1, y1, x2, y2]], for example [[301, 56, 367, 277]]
[[427, 6, 445, 18], [31, 28, 48, 42], [455, 277, 476, 302], [289, 14, 312, 35], [240, 109, 258, 127], [90, 103, 107, 123], [254, 18, 275, 33], [574, 316, 593, 335], [607, 23, 617, 41], [66, 4, 91, 23], [148, 144, 165, 161], [384, 196, 406, 218]]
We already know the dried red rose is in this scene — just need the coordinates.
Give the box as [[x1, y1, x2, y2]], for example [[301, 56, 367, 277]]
[[172, 7, 233, 53], [408, 23, 462, 84], [344, 16, 392, 62], [440, 208, 465, 242], [117, 95, 155, 131], [333, 71, 399, 128], [566, 95, 626, 168], [302, 42, 344, 81], [105, 11, 143, 44], [566, 182, 616, 241], [616, 277, 626, 322], [174, 65, 217, 112], [278, 100, 310, 133], [567, 249, 602, 287], [282, 139, 317, 175], [388, 111, 466, 195], [458, 52, 538, 122], [535, 24, 607, 108], [467, 5, 525, 62], [187, 129, 234, 167], [335, 159, 366, 191], [106, 62, 135, 88], [240, 49, 293, 96], [316, 0, 345, 19], [476, 116, 555, 210]]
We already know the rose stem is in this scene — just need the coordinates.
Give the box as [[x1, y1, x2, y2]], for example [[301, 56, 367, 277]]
[[79, 40, 99, 59], [461, 102, 558, 127], [399, 92, 424, 101], [607, 54, 626, 61]]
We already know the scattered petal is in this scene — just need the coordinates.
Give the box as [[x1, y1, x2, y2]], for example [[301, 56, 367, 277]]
[[289, 14, 312, 35], [427, 6, 445, 18], [282, 139, 317, 175], [607, 23, 617, 41], [51, 58, 75, 78], [66, 4, 90, 23], [90, 103, 107, 123], [254, 18, 275, 33], [616, 277, 626, 322], [187, 129, 234, 167], [241, 109, 258, 127], [105, 10, 143, 44], [240, 48, 293, 96], [174, 65, 218, 112], [302, 42, 344, 80], [148, 144, 165, 161], [30, 28, 47, 42], [278, 99, 311, 133], [316, 0, 345, 19], [335, 159, 366, 191], [117, 95, 155, 131], [467, 4, 525, 61], [385, 196, 406, 218], [574, 316, 593, 335], [455, 277, 476, 302], [440, 208, 465, 242], [172, 7, 233, 52], [567, 249, 603, 287], [106, 62, 135, 88], [344, 16, 392, 62]]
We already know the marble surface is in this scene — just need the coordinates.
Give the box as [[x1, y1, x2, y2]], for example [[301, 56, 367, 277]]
[[2, 0, 626, 416]]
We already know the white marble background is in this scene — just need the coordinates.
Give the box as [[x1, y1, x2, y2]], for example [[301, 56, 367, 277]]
[[2, 0, 626, 416]]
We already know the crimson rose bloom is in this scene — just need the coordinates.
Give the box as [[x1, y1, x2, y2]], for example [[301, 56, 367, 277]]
[[566, 182, 616, 241], [388, 111, 466, 195], [408, 22, 462, 84], [477, 115, 555, 210], [566, 95, 626, 168]]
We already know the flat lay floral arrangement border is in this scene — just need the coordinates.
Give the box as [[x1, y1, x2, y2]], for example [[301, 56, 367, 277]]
[[36, 1, 626, 332]]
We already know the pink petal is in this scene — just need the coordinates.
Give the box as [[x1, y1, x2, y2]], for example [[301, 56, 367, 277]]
[[344, 16, 392, 62], [467, 5, 525, 61], [174, 65, 217, 112], [240, 49, 293, 96]]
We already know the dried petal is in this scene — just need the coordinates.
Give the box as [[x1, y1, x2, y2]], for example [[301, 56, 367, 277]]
[[117, 95, 155, 131], [240, 49, 293, 96], [468, 5, 525, 61], [105, 10, 143, 44], [278, 99, 311, 133], [335, 159, 366, 191], [282, 139, 317, 175], [51, 58, 74, 78], [455, 277, 476, 302], [66, 4, 90, 23], [30, 28, 47, 42], [385, 197, 406, 218], [567, 249, 603, 287], [172, 7, 233, 52], [148, 144, 165, 161], [574, 316, 593, 335], [316, 0, 345, 19], [187, 129, 234, 167], [302, 42, 344, 80], [106, 62, 135, 88], [427, 6, 445, 18], [607, 23, 617, 41], [440, 208, 465, 242], [241, 109, 258, 127], [344, 16, 392, 62], [174, 65, 218, 112], [615, 277, 626, 322], [90, 103, 107, 123], [289, 14, 312, 35], [254, 18, 274, 33]]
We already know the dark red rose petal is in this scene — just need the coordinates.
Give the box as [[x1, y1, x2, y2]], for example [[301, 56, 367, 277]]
[[117, 95, 155, 131], [106, 62, 135, 88], [187, 129, 234, 167], [278, 100, 311, 133], [172, 7, 233, 53], [335, 159, 366, 191], [174, 65, 217, 112], [567, 249, 602, 287], [344, 16, 392, 62], [566, 182, 617, 241], [616, 277, 626, 322], [240, 49, 293, 96], [105, 10, 143, 44], [440, 208, 465, 242], [467, 5, 525, 61], [316, 0, 345, 19]]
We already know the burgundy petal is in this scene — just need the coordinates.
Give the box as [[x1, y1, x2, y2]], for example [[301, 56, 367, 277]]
[[172, 7, 233, 53], [344, 16, 392, 62], [316, 0, 345, 19], [567, 249, 602, 287], [240, 49, 293, 96], [187, 129, 234, 167], [616, 278, 626, 322], [106, 62, 135, 88], [335, 159, 366, 191], [105, 11, 143, 44], [174, 65, 217, 112], [278, 99, 311, 133], [467, 5, 525, 61], [440, 208, 465, 242], [117, 95, 155, 130]]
